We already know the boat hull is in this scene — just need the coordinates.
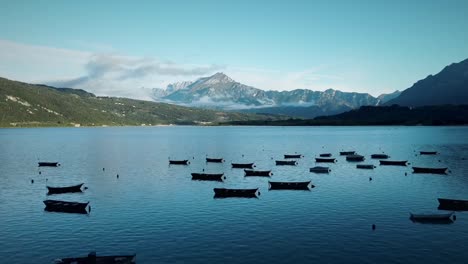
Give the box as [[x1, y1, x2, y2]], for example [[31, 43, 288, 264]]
[[56, 254, 136, 264], [371, 154, 389, 159], [275, 160, 297, 166], [340, 151, 355, 156], [169, 160, 190, 165], [412, 167, 447, 174], [206, 158, 224, 163], [438, 198, 468, 211], [269, 181, 312, 190], [232, 163, 255, 169], [319, 153, 332, 157], [244, 170, 272, 177], [191, 173, 225, 181], [315, 158, 336, 163], [346, 155, 365, 162], [43, 200, 89, 214], [47, 183, 84, 194], [214, 188, 259, 198], [356, 164, 375, 169], [379, 160, 407, 166], [309, 166, 330, 173], [420, 151, 438, 155], [284, 154, 302, 159], [38, 162, 59, 167]]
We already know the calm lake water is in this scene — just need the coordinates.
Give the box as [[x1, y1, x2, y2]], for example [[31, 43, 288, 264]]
[[1, 126, 468, 264]]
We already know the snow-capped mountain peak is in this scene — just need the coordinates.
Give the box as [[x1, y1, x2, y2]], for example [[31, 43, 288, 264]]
[[203, 72, 234, 84]]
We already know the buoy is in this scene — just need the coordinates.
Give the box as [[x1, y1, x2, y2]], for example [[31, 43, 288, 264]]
[[116, 174, 119, 178], [103, 168, 105, 171], [193, 157, 195, 160], [202, 169, 205, 172], [405, 172, 407, 176], [438, 160, 441, 162], [242, 154, 244, 157], [39, 171, 41, 175], [369, 177, 372, 181], [31, 179, 34, 184], [372, 224, 376, 230], [46, 178, 48, 181]]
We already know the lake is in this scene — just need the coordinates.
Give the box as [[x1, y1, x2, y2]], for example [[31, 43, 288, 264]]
[[1, 126, 468, 264]]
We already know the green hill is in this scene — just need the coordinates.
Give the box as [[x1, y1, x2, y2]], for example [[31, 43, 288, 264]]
[[0, 77, 278, 127]]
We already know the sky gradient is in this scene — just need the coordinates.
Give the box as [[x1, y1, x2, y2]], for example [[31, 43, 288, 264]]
[[1, 0, 468, 99]]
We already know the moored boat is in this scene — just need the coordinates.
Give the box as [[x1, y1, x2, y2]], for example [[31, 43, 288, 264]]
[[356, 164, 375, 169], [38, 162, 59, 167], [410, 212, 454, 223], [47, 183, 84, 195], [206, 157, 224, 163], [379, 160, 407, 166], [438, 198, 468, 211], [315, 157, 336, 163], [309, 166, 330, 173], [340, 151, 355, 156], [213, 188, 259, 198], [420, 151, 438, 155], [55, 252, 136, 264], [319, 153, 332, 157], [191, 173, 225, 181], [169, 160, 190, 165], [371, 154, 389, 159], [269, 181, 313, 190], [244, 169, 272, 177], [232, 163, 255, 169], [275, 160, 297, 166], [412, 167, 448, 174], [284, 154, 302, 159], [346, 154, 365, 162], [43, 200, 89, 214]]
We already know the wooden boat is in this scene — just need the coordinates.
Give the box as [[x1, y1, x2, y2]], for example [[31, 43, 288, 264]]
[[309, 166, 330, 173], [371, 154, 389, 159], [379, 160, 407, 166], [356, 164, 375, 169], [346, 154, 365, 162], [244, 169, 272, 177], [412, 167, 448, 174], [38, 162, 59, 167], [275, 160, 297, 166], [340, 151, 355, 156], [206, 157, 224, 163], [47, 183, 84, 194], [284, 154, 302, 159], [43, 200, 89, 214], [438, 198, 468, 211], [319, 153, 332, 157], [315, 157, 336, 163], [269, 181, 313, 190], [232, 163, 255, 169], [410, 212, 453, 221], [213, 188, 259, 198], [420, 151, 438, 155], [191, 173, 225, 181], [169, 160, 190, 165], [55, 252, 136, 264]]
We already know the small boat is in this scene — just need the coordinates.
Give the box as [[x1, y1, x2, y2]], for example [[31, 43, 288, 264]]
[[284, 154, 302, 159], [232, 163, 255, 169], [206, 157, 224, 163], [309, 166, 330, 173], [319, 153, 332, 157], [412, 167, 448, 174], [169, 160, 190, 165], [420, 151, 438, 155], [438, 198, 468, 211], [346, 154, 365, 162], [191, 173, 225, 181], [47, 183, 84, 195], [315, 157, 336, 163], [55, 252, 136, 264], [379, 160, 407, 166], [410, 212, 454, 224], [275, 160, 297, 166], [38, 162, 59, 167], [356, 164, 375, 169], [371, 154, 389, 159], [269, 181, 313, 190], [43, 200, 89, 214], [214, 188, 259, 198], [340, 151, 355, 156], [244, 169, 272, 177]]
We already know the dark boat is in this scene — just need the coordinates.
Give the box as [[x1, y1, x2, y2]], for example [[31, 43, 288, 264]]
[[356, 164, 375, 169], [244, 169, 272, 177], [309, 166, 330, 173], [275, 160, 297, 166], [340, 151, 355, 156], [315, 157, 336, 163], [412, 167, 448, 174], [420, 151, 438, 155], [379, 160, 407, 166], [371, 154, 389, 159], [38, 162, 59, 167], [269, 181, 313, 190], [191, 173, 225, 181], [438, 198, 468, 211], [55, 252, 136, 264], [206, 157, 224, 163], [346, 154, 365, 162], [169, 160, 190, 165], [284, 154, 302, 159], [319, 153, 332, 157], [213, 188, 259, 198], [47, 183, 84, 195], [410, 212, 454, 224], [232, 163, 255, 169], [43, 200, 89, 214]]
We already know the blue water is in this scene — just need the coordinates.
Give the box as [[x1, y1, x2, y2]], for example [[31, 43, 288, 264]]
[[1, 126, 468, 264]]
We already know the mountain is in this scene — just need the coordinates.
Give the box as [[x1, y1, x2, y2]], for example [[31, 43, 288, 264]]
[[387, 58, 468, 106], [153, 72, 382, 118], [0, 77, 278, 127], [377, 90, 401, 103]]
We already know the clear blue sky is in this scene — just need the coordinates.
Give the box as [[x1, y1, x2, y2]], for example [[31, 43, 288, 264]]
[[1, 0, 467, 98]]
